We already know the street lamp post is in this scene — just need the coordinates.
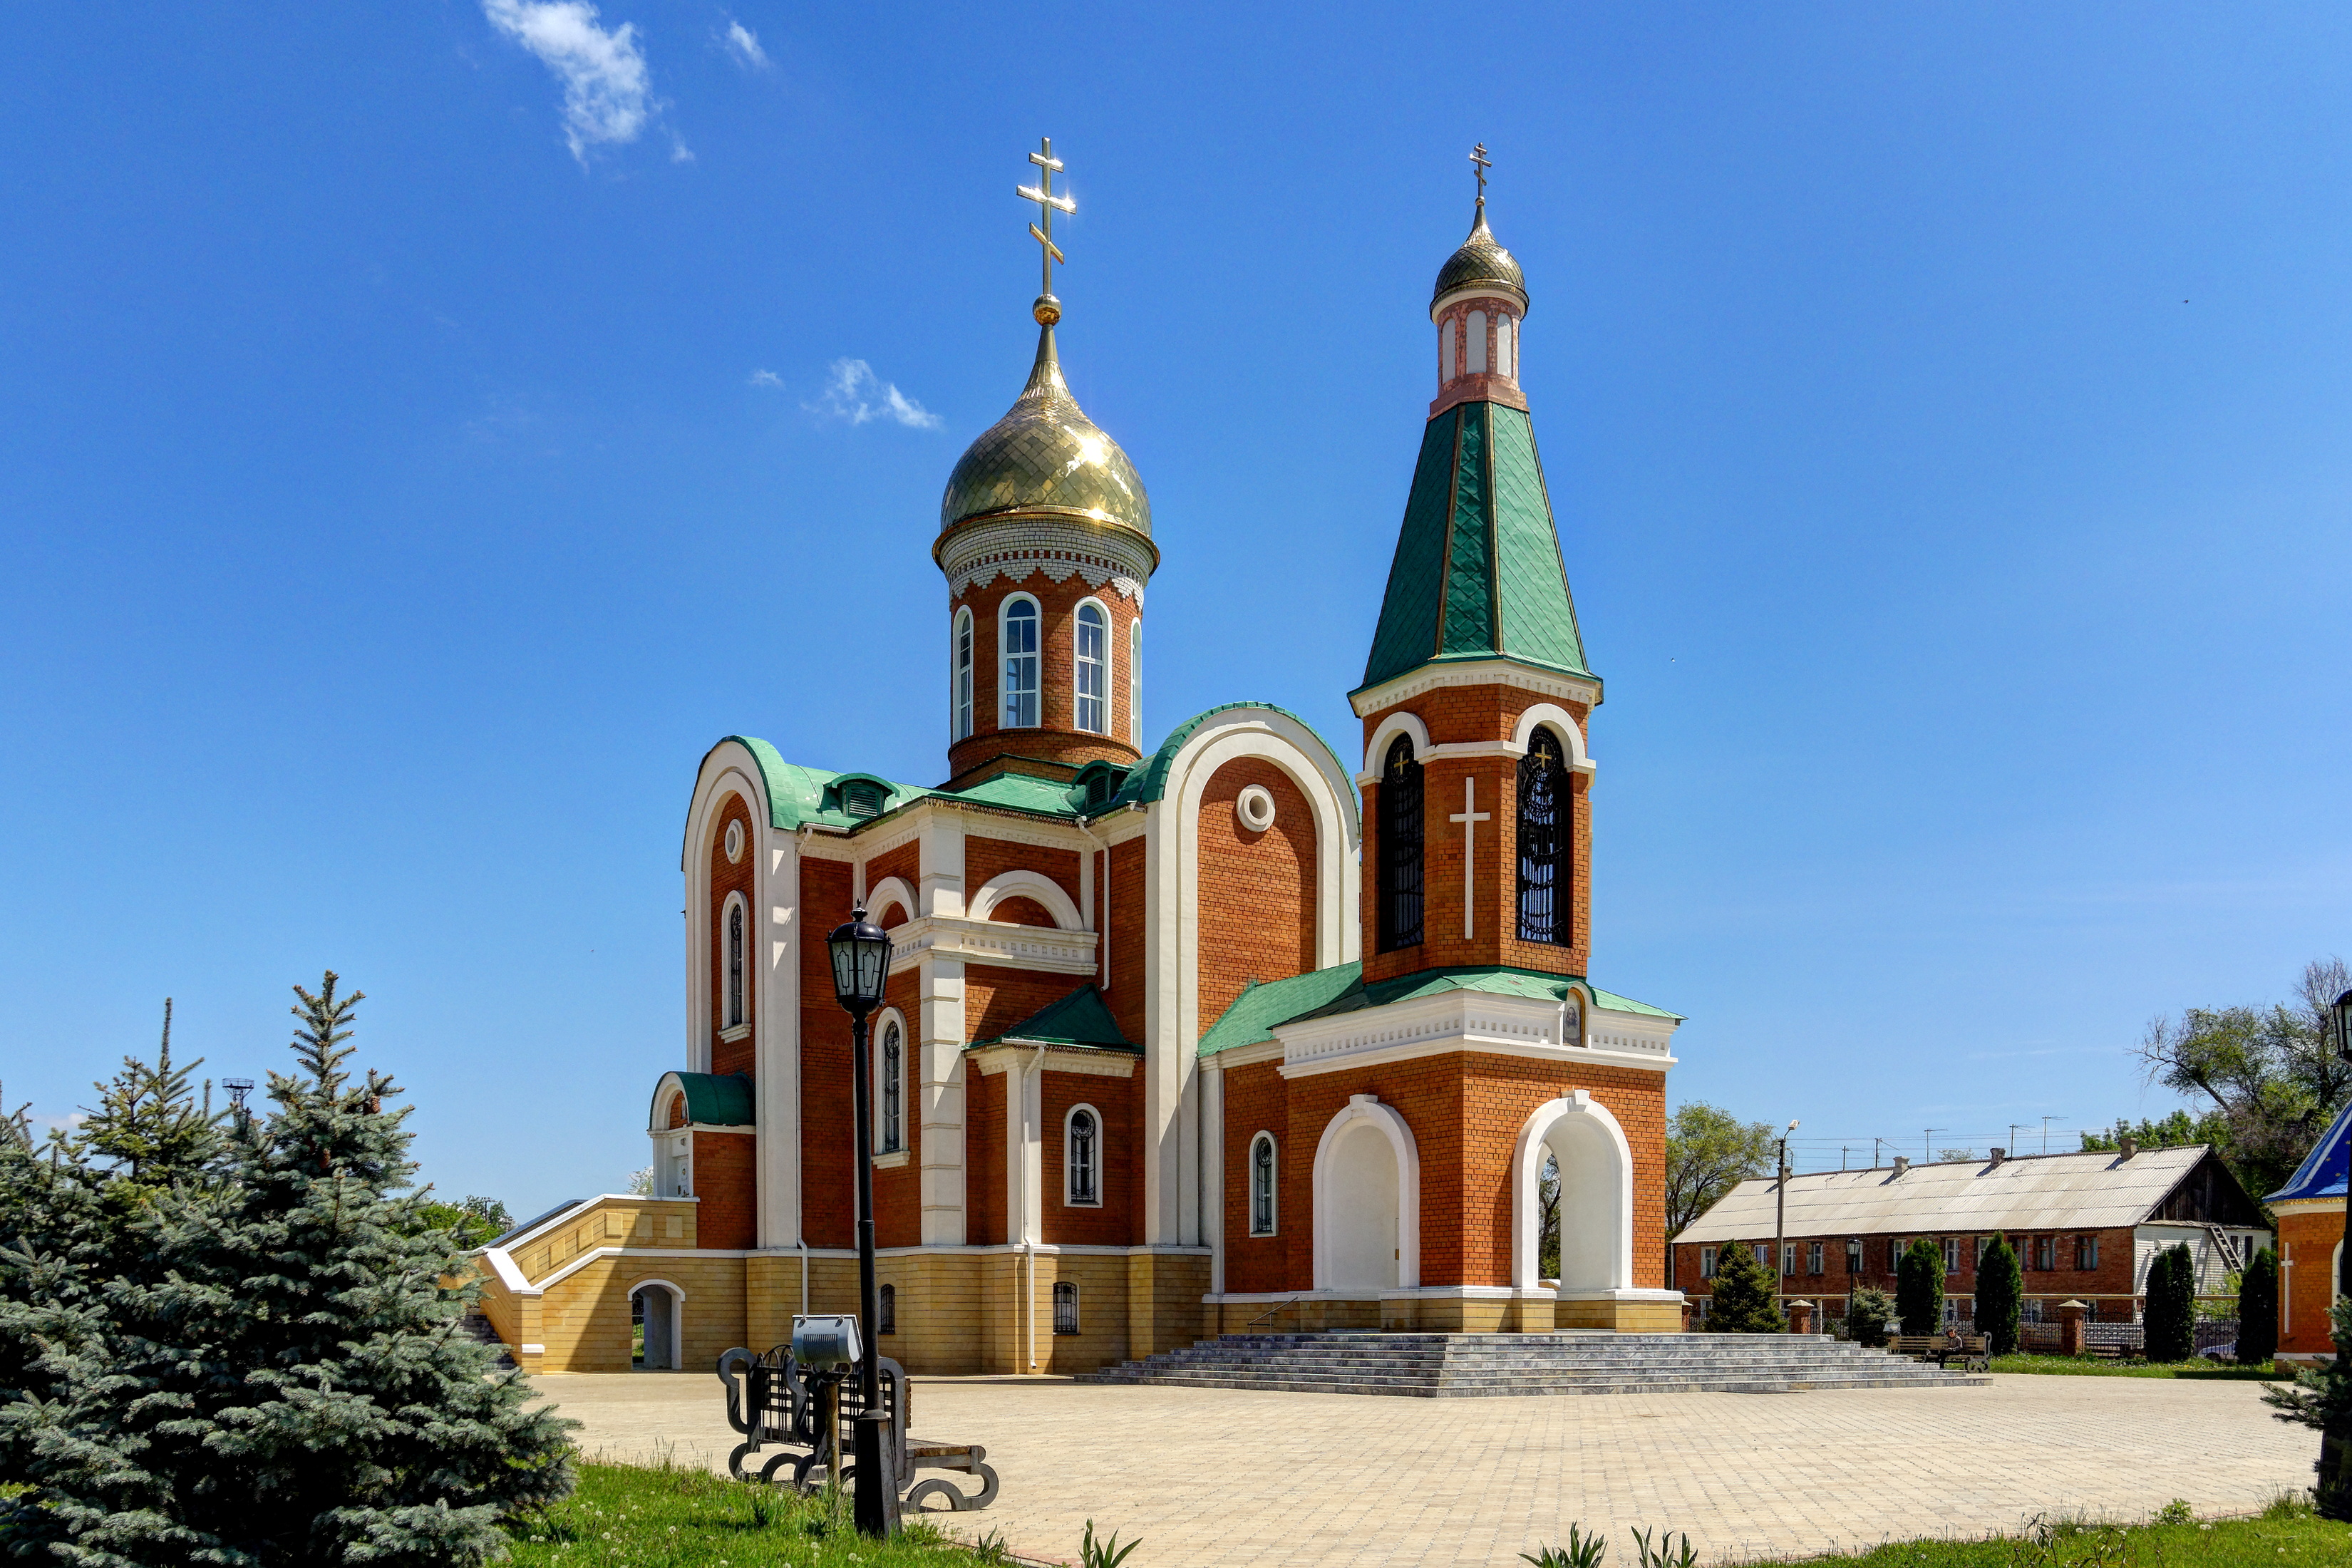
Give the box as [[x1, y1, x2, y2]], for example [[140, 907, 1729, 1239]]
[[826, 903, 898, 1537], [1775, 1119, 1799, 1324], [2335, 989, 2352, 1303]]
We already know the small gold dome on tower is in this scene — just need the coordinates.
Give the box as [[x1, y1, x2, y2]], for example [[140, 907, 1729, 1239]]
[[937, 325, 1151, 537]]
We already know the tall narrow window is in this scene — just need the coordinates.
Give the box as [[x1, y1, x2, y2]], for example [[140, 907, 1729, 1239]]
[[1052, 1281, 1079, 1335], [726, 898, 745, 1027], [1468, 309, 1488, 373], [1441, 320, 1457, 383], [1066, 1106, 1100, 1205], [1516, 728, 1572, 946], [1074, 601, 1108, 733], [879, 1021, 904, 1155], [1376, 735, 1423, 951], [1128, 621, 1142, 743], [878, 1282, 896, 1335], [1249, 1133, 1276, 1235], [1001, 597, 1039, 727], [952, 609, 974, 741]]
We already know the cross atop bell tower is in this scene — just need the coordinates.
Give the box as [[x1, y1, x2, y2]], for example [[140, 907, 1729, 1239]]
[[1016, 137, 1075, 326]]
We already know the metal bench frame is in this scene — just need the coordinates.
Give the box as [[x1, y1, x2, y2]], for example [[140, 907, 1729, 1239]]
[[716, 1346, 999, 1512]]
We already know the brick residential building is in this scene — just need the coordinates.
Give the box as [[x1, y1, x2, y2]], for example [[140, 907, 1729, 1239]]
[[470, 158, 1687, 1374], [2266, 1100, 2348, 1364], [1673, 1145, 2268, 1330]]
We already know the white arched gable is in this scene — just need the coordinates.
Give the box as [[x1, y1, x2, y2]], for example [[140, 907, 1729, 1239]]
[[1360, 711, 1433, 776], [1510, 1090, 1634, 1291], [1510, 703, 1594, 774], [865, 875, 919, 928], [968, 870, 1085, 932], [1312, 1095, 1420, 1290]]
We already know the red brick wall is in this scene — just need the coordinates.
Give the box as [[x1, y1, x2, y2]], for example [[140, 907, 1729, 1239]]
[[948, 569, 1143, 778], [989, 895, 1058, 928], [1286, 1064, 1466, 1286], [1673, 1224, 2143, 1317], [964, 971, 1084, 1046], [1106, 837, 1147, 1046], [1222, 1059, 1289, 1293], [1462, 1061, 1666, 1289], [966, 1066, 1005, 1246], [2280, 1210, 2342, 1356], [966, 836, 1081, 922], [1358, 685, 1593, 988], [798, 857, 857, 1248], [692, 1130, 756, 1249], [1195, 758, 1320, 1036], [871, 969, 923, 1249], [709, 793, 757, 1077], [1041, 1070, 1142, 1246], [863, 842, 920, 923]]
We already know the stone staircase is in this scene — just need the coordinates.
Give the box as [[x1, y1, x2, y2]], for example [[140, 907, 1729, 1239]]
[[458, 1309, 517, 1370], [1078, 1331, 1987, 1397]]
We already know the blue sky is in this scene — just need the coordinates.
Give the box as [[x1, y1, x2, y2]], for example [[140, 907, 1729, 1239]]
[[5, 4, 2351, 1209]]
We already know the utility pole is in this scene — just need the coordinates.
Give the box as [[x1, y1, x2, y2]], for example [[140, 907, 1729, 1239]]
[[1874, 1138, 1884, 1169], [1775, 1120, 1800, 1319], [1842, 1145, 1850, 1171], [2010, 1123, 2021, 1157]]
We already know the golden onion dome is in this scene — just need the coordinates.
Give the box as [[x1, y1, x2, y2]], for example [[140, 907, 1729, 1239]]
[[939, 320, 1150, 537], [1430, 198, 1527, 314]]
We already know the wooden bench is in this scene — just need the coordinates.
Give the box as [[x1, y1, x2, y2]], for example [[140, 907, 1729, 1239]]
[[1933, 1334, 1991, 1372], [1885, 1335, 1941, 1361]]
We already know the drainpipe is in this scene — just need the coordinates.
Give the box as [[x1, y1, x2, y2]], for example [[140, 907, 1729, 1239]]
[[798, 1237, 809, 1319], [1026, 1042, 1047, 1371]]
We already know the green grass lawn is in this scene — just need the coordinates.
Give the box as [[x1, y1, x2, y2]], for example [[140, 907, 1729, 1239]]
[[1986, 1353, 2290, 1380], [1729, 1497, 2347, 1566]]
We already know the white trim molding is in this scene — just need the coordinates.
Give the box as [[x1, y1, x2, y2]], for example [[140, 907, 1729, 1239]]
[[1275, 986, 1675, 1079], [1510, 1090, 1633, 1291], [866, 875, 919, 928], [1350, 658, 1601, 721], [628, 1276, 686, 1371], [967, 869, 1085, 931], [1064, 1100, 1104, 1207], [889, 914, 1098, 976], [1311, 1094, 1420, 1291]]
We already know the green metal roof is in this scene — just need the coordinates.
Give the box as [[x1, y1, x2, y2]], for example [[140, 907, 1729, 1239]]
[[1357, 401, 1593, 696], [1197, 963, 1681, 1058], [970, 983, 1139, 1052], [660, 1071, 755, 1127]]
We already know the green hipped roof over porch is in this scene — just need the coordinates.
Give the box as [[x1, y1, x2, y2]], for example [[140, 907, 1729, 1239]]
[[1357, 401, 1594, 695], [968, 983, 1140, 1053]]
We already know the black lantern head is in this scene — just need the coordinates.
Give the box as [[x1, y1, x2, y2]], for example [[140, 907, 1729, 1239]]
[[2333, 988, 2352, 1064], [827, 903, 893, 1015]]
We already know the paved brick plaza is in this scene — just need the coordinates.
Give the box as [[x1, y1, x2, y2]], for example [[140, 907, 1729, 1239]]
[[535, 1372, 2315, 1566]]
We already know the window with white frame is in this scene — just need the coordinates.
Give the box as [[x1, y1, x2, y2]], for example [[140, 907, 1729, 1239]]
[[1128, 620, 1141, 743], [1066, 1105, 1100, 1205], [2075, 1235, 2098, 1271], [952, 609, 974, 741], [1782, 1244, 1797, 1277], [877, 1018, 904, 1155], [1807, 1242, 1824, 1276], [1700, 1247, 1717, 1279], [723, 894, 746, 1030], [1752, 1242, 1770, 1269], [1074, 599, 1108, 734], [1001, 597, 1040, 727], [1944, 1237, 1961, 1273], [1249, 1133, 1276, 1235], [1052, 1280, 1079, 1335]]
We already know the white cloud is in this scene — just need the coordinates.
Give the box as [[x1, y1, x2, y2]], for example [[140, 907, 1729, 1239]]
[[748, 369, 783, 388], [483, 0, 657, 163], [808, 359, 941, 429], [723, 19, 769, 68]]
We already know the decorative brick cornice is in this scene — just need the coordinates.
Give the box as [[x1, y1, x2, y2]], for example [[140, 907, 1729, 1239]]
[[936, 514, 1156, 609]]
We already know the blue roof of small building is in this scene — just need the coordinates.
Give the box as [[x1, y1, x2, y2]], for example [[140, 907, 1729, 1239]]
[[2269, 1099, 2352, 1202]]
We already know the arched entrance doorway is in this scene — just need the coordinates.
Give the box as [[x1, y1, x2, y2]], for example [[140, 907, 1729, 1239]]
[[1312, 1095, 1420, 1291], [1511, 1091, 1634, 1291], [631, 1281, 683, 1370]]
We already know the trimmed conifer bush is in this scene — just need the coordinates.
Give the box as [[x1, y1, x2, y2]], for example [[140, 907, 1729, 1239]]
[[1974, 1232, 2022, 1353], [0, 973, 575, 1566], [1846, 1285, 1894, 1348], [2145, 1242, 2198, 1362], [2238, 1246, 2279, 1366], [2266, 1296, 2352, 1519], [1705, 1241, 1783, 1334], [1896, 1237, 1944, 1336]]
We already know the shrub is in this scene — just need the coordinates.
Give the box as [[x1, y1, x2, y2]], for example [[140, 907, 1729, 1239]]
[[2265, 1297, 2352, 1518], [2146, 1242, 2197, 1361], [1846, 1286, 1895, 1348], [1704, 1241, 1783, 1334], [1896, 1238, 1945, 1336], [2238, 1246, 2279, 1366], [1975, 1232, 2022, 1353]]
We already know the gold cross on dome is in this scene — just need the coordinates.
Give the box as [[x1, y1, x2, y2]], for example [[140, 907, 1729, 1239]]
[[1470, 142, 1492, 200], [1016, 137, 1076, 300]]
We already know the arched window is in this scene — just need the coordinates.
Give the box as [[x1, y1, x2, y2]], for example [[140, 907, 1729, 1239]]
[[951, 608, 974, 741], [1516, 728, 1572, 946], [1249, 1133, 1277, 1236], [725, 895, 746, 1027], [1128, 620, 1142, 743], [1052, 1280, 1079, 1335], [1001, 597, 1039, 727], [1376, 734, 1423, 951], [1074, 600, 1108, 733], [879, 1019, 904, 1154], [878, 1282, 897, 1335], [1440, 319, 1457, 383], [1468, 309, 1488, 373], [1066, 1105, 1100, 1205], [1498, 314, 1514, 376]]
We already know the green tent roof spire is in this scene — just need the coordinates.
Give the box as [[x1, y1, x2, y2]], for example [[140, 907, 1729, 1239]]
[[1357, 398, 1592, 694]]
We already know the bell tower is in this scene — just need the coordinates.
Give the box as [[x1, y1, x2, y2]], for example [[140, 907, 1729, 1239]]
[[1353, 148, 1601, 989], [934, 138, 1157, 785]]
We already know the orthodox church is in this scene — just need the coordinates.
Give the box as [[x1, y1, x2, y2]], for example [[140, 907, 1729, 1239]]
[[473, 149, 1686, 1375]]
